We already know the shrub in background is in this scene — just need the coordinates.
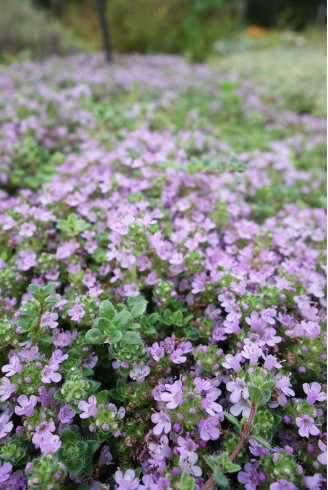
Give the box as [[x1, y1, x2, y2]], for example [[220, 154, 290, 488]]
[[60, 0, 244, 61], [0, 0, 83, 60]]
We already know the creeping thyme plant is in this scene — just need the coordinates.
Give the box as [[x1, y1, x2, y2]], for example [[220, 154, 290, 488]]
[[0, 53, 326, 490]]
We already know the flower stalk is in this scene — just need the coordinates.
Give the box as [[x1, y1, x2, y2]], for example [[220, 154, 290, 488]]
[[201, 402, 257, 490]]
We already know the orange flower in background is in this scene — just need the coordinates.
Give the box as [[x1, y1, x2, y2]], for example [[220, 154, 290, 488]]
[[245, 25, 267, 37]]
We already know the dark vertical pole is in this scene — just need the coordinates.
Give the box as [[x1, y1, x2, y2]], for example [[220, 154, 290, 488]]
[[96, 0, 112, 62]]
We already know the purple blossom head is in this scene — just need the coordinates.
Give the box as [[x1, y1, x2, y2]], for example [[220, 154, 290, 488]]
[[198, 416, 220, 442], [99, 445, 114, 466], [270, 480, 299, 490], [295, 415, 320, 438], [67, 303, 85, 322], [58, 404, 75, 424], [249, 438, 270, 457], [114, 469, 140, 489], [237, 461, 266, 490], [160, 380, 184, 409], [151, 411, 172, 435], [129, 363, 150, 383], [14, 395, 38, 417], [78, 396, 98, 419], [0, 461, 13, 484], [0, 413, 13, 439], [303, 383, 326, 405]]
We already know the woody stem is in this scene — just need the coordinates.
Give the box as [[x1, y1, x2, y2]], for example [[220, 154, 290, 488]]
[[201, 402, 257, 490]]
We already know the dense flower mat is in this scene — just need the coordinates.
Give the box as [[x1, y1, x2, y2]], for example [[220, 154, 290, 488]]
[[0, 53, 326, 489]]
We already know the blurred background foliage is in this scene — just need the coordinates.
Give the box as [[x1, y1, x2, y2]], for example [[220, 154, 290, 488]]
[[0, 0, 326, 62]]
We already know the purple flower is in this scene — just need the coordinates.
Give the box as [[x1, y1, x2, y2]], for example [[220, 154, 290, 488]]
[[19, 223, 36, 237], [50, 349, 68, 365], [55, 240, 78, 260], [148, 342, 165, 361], [0, 377, 17, 401], [249, 439, 270, 457], [16, 249, 37, 271], [0, 461, 12, 484], [39, 434, 61, 454], [3, 469, 25, 489], [0, 413, 13, 439], [58, 404, 75, 424], [121, 283, 140, 297], [176, 438, 202, 477], [230, 399, 252, 418], [263, 354, 283, 370], [160, 380, 184, 409], [198, 416, 220, 441], [193, 377, 212, 394], [151, 411, 172, 435], [14, 395, 38, 417], [226, 378, 249, 403], [38, 386, 56, 407], [78, 396, 98, 419], [237, 462, 265, 490], [32, 419, 56, 447], [40, 312, 59, 329], [200, 388, 223, 416], [317, 440, 326, 465], [270, 480, 299, 490], [295, 415, 320, 438], [222, 353, 243, 372], [170, 348, 187, 364], [129, 364, 150, 383], [303, 474, 324, 490], [114, 469, 140, 489], [303, 383, 326, 405], [67, 304, 85, 321], [41, 364, 62, 384], [2, 355, 23, 377], [273, 374, 295, 407], [241, 343, 263, 365], [99, 445, 114, 466]]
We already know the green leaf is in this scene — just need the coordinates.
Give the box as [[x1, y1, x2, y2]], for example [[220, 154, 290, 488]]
[[43, 283, 56, 296], [223, 411, 241, 429], [209, 452, 240, 474], [96, 390, 108, 404], [251, 435, 272, 450], [45, 296, 59, 308], [262, 388, 271, 403], [39, 335, 53, 344], [60, 428, 77, 445], [65, 457, 84, 476], [97, 317, 112, 332], [249, 385, 264, 404], [172, 310, 183, 326], [213, 466, 229, 488], [180, 471, 195, 490], [114, 310, 133, 328], [83, 459, 93, 477], [130, 322, 141, 330], [145, 312, 159, 324], [121, 331, 142, 345], [131, 298, 148, 318], [53, 389, 64, 402], [99, 300, 116, 320], [162, 309, 172, 325], [107, 329, 122, 343], [89, 380, 101, 391], [85, 439, 100, 456], [85, 328, 106, 345], [108, 388, 126, 401], [28, 284, 40, 296], [97, 319, 122, 343]]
